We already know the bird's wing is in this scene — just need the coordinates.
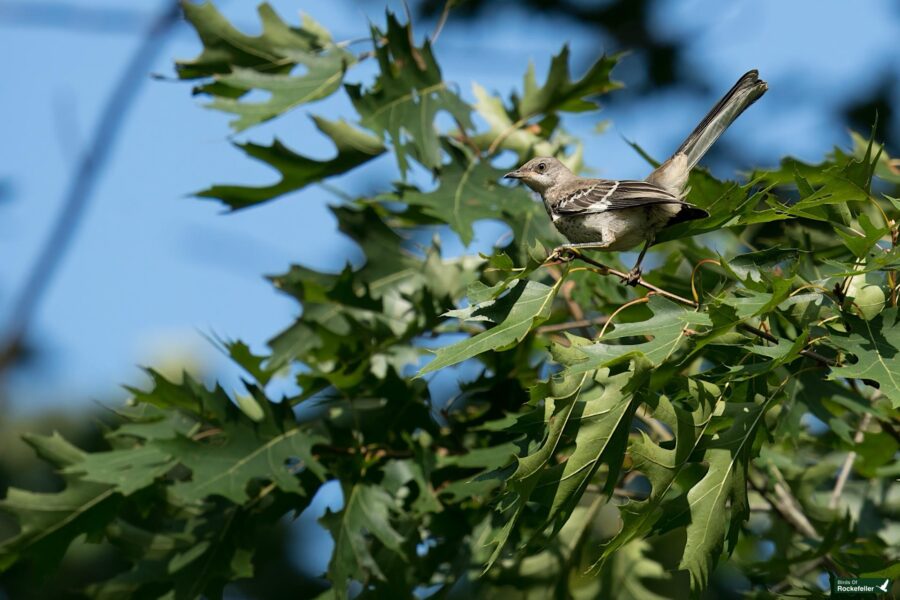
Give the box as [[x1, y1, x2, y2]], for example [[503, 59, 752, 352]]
[[554, 180, 683, 215]]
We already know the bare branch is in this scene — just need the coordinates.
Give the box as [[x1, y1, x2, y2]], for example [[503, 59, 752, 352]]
[[829, 411, 873, 509], [751, 468, 847, 580]]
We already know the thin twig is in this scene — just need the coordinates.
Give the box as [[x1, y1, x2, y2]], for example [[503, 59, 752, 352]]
[[769, 465, 820, 540], [560, 253, 696, 306], [487, 114, 530, 156], [558, 252, 837, 367], [451, 115, 481, 155], [750, 472, 846, 578], [597, 297, 650, 339], [313, 443, 415, 460], [635, 406, 672, 442], [430, 0, 452, 43], [770, 558, 829, 594], [192, 427, 223, 442], [737, 323, 835, 366], [536, 316, 609, 334], [0, 1, 182, 375], [548, 267, 591, 336], [829, 411, 873, 509], [690, 258, 722, 304]]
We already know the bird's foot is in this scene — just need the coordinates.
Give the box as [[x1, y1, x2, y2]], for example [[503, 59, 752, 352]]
[[546, 246, 581, 264], [624, 266, 642, 287]]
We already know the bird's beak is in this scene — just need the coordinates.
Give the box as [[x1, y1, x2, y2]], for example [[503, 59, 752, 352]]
[[504, 169, 523, 180]]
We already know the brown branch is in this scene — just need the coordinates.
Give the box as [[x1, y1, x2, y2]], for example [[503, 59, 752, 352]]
[[547, 267, 594, 337], [750, 471, 847, 582], [737, 323, 836, 366], [561, 252, 697, 306], [560, 252, 837, 367], [536, 316, 609, 334], [829, 411, 872, 509], [191, 427, 223, 442], [769, 465, 820, 540]]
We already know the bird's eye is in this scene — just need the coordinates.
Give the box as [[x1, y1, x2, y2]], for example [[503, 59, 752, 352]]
[[537, 162, 547, 172]]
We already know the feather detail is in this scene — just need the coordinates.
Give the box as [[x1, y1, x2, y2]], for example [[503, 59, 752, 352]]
[[554, 180, 682, 215]]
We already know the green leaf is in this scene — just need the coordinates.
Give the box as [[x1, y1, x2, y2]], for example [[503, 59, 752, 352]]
[[555, 296, 710, 371], [64, 446, 175, 496], [322, 484, 406, 599], [595, 381, 718, 569], [724, 247, 801, 285], [849, 130, 900, 184], [162, 422, 324, 505], [268, 205, 480, 377], [601, 540, 671, 600], [180, 1, 352, 132], [221, 339, 275, 386], [654, 174, 775, 243], [470, 83, 575, 160], [177, 3, 333, 80], [125, 372, 327, 503], [678, 397, 774, 592], [207, 50, 354, 132], [418, 278, 562, 375], [197, 117, 384, 210], [0, 433, 120, 573], [828, 308, 900, 407], [536, 360, 650, 531], [347, 13, 472, 174], [517, 47, 622, 116], [835, 212, 889, 258], [483, 370, 587, 569], [397, 145, 543, 245]]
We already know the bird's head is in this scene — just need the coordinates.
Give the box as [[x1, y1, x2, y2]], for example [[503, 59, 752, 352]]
[[504, 157, 573, 193]]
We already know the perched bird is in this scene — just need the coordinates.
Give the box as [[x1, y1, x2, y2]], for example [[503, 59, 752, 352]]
[[505, 70, 768, 284]]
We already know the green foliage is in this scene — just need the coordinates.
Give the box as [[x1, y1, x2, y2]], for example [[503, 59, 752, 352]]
[[2, 2, 899, 599], [829, 309, 900, 405]]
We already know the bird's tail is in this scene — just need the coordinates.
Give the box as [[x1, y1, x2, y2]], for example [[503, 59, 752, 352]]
[[675, 70, 768, 171]]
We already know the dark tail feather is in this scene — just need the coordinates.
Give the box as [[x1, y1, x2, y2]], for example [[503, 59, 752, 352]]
[[676, 70, 768, 170], [667, 204, 709, 226]]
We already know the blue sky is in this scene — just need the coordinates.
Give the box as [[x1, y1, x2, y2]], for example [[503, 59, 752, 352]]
[[1, 0, 898, 413]]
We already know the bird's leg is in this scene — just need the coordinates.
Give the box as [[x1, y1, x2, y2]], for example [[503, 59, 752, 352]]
[[546, 242, 609, 264], [625, 237, 653, 286]]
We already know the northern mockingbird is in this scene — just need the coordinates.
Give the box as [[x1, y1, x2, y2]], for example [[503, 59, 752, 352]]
[[505, 70, 768, 285]]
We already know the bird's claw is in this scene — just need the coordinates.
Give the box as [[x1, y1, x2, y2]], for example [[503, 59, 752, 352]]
[[624, 266, 642, 287], [546, 247, 581, 264]]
